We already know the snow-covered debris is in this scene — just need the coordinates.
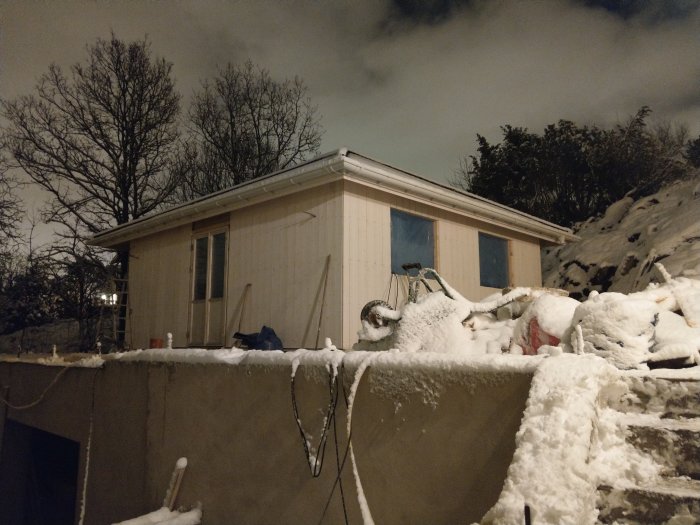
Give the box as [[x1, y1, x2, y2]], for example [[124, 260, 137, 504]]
[[543, 176, 700, 297], [354, 261, 700, 369], [564, 291, 659, 369], [511, 294, 580, 355]]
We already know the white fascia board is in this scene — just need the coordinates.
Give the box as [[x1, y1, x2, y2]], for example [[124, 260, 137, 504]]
[[89, 151, 347, 248], [90, 147, 577, 249], [341, 154, 578, 244]]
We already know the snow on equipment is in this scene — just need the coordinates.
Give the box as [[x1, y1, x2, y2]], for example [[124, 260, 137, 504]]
[[560, 264, 700, 369], [356, 263, 700, 369], [357, 266, 539, 353]]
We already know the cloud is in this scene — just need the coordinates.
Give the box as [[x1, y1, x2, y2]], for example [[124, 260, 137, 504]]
[[2, 0, 700, 189]]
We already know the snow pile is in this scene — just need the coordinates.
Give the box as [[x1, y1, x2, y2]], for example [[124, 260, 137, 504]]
[[112, 507, 201, 525], [543, 177, 700, 298], [565, 292, 658, 368], [391, 292, 472, 353], [356, 267, 700, 369], [511, 294, 579, 354], [480, 354, 659, 525]]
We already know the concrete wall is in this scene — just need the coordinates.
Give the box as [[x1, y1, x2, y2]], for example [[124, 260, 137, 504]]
[[0, 358, 532, 524]]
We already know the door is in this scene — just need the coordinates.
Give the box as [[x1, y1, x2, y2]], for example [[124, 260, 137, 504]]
[[189, 229, 228, 346]]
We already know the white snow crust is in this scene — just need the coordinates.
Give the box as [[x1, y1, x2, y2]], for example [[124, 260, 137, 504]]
[[0, 353, 105, 368], [112, 507, 201, 525]]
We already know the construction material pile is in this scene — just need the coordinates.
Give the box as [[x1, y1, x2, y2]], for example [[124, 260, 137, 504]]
[[356, 265, 700, 370]]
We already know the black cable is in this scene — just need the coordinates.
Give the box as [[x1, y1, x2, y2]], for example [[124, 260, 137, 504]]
[[317, 364, 354, 525], [291, 365, 338, 478]]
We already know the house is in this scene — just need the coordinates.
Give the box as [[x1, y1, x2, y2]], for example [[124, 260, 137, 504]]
[[90, 148, 577, 350]]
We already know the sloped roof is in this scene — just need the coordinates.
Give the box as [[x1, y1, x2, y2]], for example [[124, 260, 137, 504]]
[[90, 148, 577, 248]]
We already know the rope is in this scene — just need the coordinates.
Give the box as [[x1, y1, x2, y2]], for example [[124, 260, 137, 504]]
[[291, 363, 338, 478], [0, 366, 71, 410]]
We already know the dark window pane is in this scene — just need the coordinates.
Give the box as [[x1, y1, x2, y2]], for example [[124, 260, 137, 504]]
[[211, 232, 226, 299], [479, 233, 509, 288], [194, 237, 208, 300], [391, 209, 435, 274]]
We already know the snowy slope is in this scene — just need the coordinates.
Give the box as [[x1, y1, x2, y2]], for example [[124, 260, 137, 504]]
[[543, 176, 700, 298]]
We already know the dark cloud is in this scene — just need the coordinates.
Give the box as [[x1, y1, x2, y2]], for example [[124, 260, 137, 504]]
[[2, 0, 700, 240], [581, 0, 700, 20]]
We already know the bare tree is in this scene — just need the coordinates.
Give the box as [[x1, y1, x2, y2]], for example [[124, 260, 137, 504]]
[[0, 151, 23, 244], [1, 33, 181, 346], [174, 61, 322, 201]]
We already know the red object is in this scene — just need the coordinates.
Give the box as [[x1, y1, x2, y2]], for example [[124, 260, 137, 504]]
[[525, 318, 560, 355]]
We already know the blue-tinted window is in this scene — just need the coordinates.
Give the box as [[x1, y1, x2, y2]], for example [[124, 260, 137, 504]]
[[193, 237, 208, 300], [391, 209, 435, 274], [479, 233, 509, 288], [210, 232, 227, 299]]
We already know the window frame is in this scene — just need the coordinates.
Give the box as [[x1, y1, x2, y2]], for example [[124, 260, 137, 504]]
[[189, 225, 229, 346], [390, 208, 436, 275]]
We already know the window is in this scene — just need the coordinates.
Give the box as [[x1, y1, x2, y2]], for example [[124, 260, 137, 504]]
[[210, 232, 227, 299], [190, 229, 228, 345], [193, 237, 208, 300], [479, 232, 510, 288], [391, 209, 435, 274]]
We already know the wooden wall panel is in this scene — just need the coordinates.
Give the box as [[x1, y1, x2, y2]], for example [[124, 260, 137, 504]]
[[510, 238, 543, 288], [341, 181, 545, 347], [126, 178, 544, 351], [128, 224, 191, 348], [227, 182, 343, 349]]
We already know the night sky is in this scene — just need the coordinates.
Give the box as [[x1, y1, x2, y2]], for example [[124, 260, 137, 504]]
[[2, 0, 700, 239]]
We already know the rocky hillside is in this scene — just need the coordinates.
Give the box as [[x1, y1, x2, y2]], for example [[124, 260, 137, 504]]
[[543, 175, 700, 299]]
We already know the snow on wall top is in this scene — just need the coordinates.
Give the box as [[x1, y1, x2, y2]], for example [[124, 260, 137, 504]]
[[109, 346, 543, 376]]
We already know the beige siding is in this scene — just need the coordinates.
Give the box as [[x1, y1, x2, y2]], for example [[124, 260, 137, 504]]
[[510, 237, 543, 288], [128, 184, 343, 350], [128, 179, 542, 351], [128, 224, 192, 348], [227, 181, 344, 349], [341, 181, 543, 348]]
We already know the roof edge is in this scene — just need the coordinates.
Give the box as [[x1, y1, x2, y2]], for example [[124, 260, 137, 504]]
[[90, 148, 577, 248], [342, 152, 577, 244], [89, 149, 348, 248]]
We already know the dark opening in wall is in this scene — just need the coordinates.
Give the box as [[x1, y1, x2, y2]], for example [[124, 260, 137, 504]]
[[0, 420, 79, 525]]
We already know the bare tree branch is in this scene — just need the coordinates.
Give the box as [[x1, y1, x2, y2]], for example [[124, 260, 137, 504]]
[[1, 33, 181, 234], [172, 61, 322, 201]]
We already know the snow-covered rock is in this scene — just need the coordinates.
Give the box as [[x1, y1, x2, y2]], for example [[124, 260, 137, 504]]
[[543, 176, 700, 298]]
